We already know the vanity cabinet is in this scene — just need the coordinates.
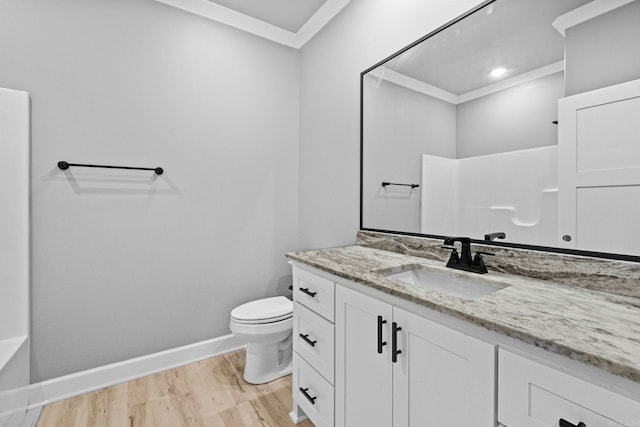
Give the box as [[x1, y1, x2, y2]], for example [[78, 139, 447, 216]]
[[498, 349, 640, 427], [335, 285, 496, 427], [291, 262, 640, 427]]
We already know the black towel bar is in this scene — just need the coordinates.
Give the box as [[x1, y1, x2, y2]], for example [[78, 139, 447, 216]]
[[58, 161, 163, 175], [381, 181, 419, 189]]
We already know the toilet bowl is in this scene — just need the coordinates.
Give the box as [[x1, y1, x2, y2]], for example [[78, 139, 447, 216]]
[[230, 296, 293, 384]]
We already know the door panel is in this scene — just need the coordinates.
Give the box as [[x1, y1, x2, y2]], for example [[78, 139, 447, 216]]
[[335, 285, 393, 427], [393, 308, 495, 427], [558, 78, 640, 254]]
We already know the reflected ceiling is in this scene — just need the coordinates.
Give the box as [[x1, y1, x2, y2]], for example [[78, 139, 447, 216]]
[[385, 0, 591, 95]]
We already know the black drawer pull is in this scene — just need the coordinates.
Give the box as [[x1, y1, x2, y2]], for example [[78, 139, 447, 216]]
[[299, 287, 317, 297], [559, 419, 586, 427], [377, 315, 387, 354], [299, 333, 317, 347], [300, 387, 317, 404], [392, 322, 402, 363]]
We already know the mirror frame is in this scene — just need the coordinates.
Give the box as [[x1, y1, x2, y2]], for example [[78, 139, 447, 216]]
[[359, 0, 640, 263]]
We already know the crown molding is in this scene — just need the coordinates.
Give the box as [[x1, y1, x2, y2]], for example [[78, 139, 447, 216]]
[[294, 0, 351, 48], [367, 68, 460, 104], [369, 61, 564, 105], [154, 0, 351, 49], [552, 0, 636, 36], [457, 61, 564, 103]]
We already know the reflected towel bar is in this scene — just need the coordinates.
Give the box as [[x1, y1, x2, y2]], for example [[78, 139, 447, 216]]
[[58, 161, 164, 175], [382, 181, 419, 189]]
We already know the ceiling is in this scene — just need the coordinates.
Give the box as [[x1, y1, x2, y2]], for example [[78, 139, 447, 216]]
[[154, 0, 351, 49]]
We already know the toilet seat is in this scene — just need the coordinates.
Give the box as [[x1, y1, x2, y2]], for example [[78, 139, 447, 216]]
[[231, 296, 293, 325], [231, 313, 292, 325]]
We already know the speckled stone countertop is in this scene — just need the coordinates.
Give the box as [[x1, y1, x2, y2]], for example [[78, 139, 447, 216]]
[[286, 244, 640, 383]]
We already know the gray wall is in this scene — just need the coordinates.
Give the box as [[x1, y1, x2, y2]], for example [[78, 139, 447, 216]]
[[362, 78, 456, 232], [565, 1, 640, 96], [298, 0, 483, 249], [0, 0, 299, 382], [456, 72, 563, 158]]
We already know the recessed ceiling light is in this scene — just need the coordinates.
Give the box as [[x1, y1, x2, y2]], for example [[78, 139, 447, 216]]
[[490, 67, 507, 78]]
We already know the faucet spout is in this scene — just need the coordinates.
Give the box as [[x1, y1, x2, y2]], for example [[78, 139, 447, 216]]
[[484, 232, 506, 241], [443, 237, 473, 265]]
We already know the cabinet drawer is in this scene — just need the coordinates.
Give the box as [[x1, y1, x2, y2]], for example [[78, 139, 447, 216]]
[[294, 302, 335, 384], [293, 267, 335, 322], [498, 349, 640, 427], [294, 353, 334, 427]]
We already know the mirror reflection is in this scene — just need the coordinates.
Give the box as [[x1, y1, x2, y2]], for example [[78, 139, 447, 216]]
[[361, 0, 640, 257]]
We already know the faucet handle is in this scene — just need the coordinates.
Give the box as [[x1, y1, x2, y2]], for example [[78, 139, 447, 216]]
[[475, 251, 495, 256], [472, 253, 489, 273], [445, 248, 460, 267]]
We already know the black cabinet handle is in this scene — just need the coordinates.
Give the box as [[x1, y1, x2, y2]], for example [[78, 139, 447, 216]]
[[377, 315, 387, 354], [392, 322, 402, 363], [299, 387, 317, 404], [299, 287, 317, 298], [299, 333, 317, 347], [559, 419, 586, 427]]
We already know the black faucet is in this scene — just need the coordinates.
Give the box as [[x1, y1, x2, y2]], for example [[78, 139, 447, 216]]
[[442, 237, 489, 274]]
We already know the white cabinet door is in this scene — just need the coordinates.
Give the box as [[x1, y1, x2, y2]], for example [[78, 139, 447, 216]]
[[498, 349, 640, 427], [335, 286, 393, 427], [557, 78, 640, 255], [392, 307, 496, 427]]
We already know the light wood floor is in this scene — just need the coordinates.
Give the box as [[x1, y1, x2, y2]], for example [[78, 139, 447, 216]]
[[37, 349, 314, 427]]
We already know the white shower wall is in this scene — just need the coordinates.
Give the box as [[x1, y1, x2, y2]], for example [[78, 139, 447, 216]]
[[421, 146, 558, 246], [0, 87, 30, 426]]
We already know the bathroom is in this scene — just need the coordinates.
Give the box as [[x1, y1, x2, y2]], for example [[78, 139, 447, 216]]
[[1, 0, 640, 426]]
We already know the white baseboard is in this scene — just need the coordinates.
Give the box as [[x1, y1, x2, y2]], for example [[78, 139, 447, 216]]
[[28, 334, 245, 409], [0, 385, 29, 426]]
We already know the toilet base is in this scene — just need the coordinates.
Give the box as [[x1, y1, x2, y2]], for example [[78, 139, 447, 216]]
[[244, 359, 292, 385], [243, 336, 293, 384]]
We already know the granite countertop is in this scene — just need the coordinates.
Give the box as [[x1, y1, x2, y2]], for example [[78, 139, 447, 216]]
[[286, 244, 640, 383]]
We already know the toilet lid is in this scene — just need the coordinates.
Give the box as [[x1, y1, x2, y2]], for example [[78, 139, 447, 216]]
[[231, 296, 293, 323]]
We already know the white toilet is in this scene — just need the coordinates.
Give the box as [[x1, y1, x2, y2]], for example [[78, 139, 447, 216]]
[[230, 296, 293, 384]]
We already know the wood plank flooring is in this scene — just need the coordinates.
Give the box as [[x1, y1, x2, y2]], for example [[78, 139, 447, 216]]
[[37, 349, 314, 427]]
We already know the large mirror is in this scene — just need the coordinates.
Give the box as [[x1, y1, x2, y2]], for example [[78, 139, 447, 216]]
[[361, 0, 640, 259]]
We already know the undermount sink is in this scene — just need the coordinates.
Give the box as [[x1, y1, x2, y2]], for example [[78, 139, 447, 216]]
[[384, 265, 510, 299]]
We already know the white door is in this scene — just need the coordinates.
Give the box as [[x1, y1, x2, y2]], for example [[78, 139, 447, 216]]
[[392, 308, 496, 427], [558, 78, 640, 255], [335, 285, 393, 427]]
